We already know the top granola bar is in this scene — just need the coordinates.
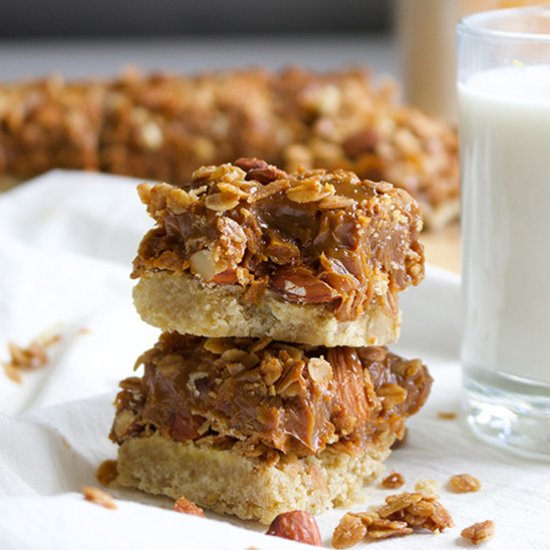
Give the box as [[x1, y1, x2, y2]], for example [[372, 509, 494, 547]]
[[133, 158, 424, 324]]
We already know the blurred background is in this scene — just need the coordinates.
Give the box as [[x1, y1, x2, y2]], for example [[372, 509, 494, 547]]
[[0, 0, 391, 37], [2, 0, 530, 274], [0, 0, 396, 80]]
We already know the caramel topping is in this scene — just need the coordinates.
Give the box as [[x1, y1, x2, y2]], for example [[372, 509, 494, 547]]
[[110, 333, 432, 458], [133, 159, 425, 322]]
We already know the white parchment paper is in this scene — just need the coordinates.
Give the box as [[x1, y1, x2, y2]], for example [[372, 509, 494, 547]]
[[0, 171, 547, 549]]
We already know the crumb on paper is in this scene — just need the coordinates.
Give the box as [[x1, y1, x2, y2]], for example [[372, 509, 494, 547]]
[[414, 479, 440, 496], [448, 473, 481, 493], [332, 513, 368, 548], [173, 495, 206, 517], [380, 471, 405, 489], [437, 411, 457, 420], [82, 486, 117, 510], [77, 327, 93, 335], [461, 520, 495, 545], [2, 328, 61, 384], [96, 460, 119, 487], [332, 492, 453, 548]]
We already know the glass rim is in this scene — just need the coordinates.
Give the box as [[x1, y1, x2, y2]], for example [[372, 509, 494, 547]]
[[458, 6, 550, 42]]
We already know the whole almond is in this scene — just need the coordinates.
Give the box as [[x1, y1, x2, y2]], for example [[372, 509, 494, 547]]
[[270, 267, 338, 303], [266, 510, 322, 546]]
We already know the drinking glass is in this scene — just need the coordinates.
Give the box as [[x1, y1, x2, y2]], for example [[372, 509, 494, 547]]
[[458, 7, 550, 458]]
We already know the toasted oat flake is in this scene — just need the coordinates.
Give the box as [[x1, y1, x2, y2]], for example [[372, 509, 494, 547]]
[[448, 474, 481, 493], [365, 517, 412, 540], [377, 383, 408, 408], [437, 411, 457, 420], [461, 520, 495, 545], [381, 471, 405, 489], [82, 486, 117, 509], [332, 513, 367, 549]]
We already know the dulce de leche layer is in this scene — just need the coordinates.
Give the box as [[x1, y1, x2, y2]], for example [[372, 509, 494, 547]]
[[133, 159, 425, 322], [111, 333, 432, 459]]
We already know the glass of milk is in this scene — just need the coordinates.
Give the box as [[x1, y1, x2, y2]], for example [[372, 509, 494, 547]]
[[458, 7, 550, 458]]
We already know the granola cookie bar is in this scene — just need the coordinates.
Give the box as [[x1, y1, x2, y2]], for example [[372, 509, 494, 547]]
[[111, 333, 432, 523], [132, 159, 424, 346], [0, 74, 105, 179], [0, 67, 459, 230]]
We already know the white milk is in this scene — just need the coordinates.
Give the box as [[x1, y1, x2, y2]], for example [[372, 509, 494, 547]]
[[460, 65, 550, 385]]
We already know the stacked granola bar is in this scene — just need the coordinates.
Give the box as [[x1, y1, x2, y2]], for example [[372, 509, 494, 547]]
[[109, 158, 432, 523], [0, 68, 459, 229]]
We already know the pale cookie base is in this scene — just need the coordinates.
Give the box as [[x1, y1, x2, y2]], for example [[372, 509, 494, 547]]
[[133, 271, 401, 347], [116, 432, 393, 524]]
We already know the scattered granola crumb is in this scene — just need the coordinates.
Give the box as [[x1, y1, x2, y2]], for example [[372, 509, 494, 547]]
[[381, 471, 405, 489], [414, 479, 440, 496], [437, 411, 457, 420], [379, 492, 454, 532], [448, 474, 481, 493], [364, 517, 412, 540], [332, 492, 453, 548], [78, 327, 93, 335], [333, 511, 412, 548], [174, 496, 206, 517], [461, 520, 495, 545], [82, 486, 117, 510], [2, 330, 61, 383], [332, 513, 367, 548], [96, 460, 119, 487]]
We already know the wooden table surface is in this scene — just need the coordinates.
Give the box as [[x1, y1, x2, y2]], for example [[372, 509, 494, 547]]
[[421, 223, 461, 274]]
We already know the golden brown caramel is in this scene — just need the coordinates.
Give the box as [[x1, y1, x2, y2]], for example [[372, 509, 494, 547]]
[[110, 333, 432, 459], [133, 159, 424, 322]]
